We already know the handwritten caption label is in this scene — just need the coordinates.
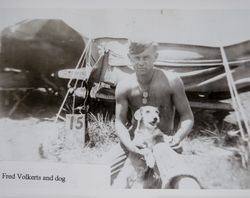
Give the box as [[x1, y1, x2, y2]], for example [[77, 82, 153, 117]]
[[2, 172, 66, 183]]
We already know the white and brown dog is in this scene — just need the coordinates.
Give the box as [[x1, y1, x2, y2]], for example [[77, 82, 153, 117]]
[[113, 106, 163, 188], [132, 105, 164, 168], [113, 106, 202, 189], [120, 106, 165, 188], [133, 106, 202, 189]]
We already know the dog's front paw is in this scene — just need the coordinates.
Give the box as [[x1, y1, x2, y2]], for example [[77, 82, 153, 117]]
[[143, 149, 155, 168]]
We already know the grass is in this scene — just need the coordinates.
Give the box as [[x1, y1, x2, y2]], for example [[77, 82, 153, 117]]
[[82, 109, 244, 156], [43, 112, 118, 163], [88, 112, 118, 148]]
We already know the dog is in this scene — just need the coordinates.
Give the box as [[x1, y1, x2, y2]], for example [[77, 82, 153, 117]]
[[113, 106, 202, 189], [123, 106, 165, 188], [132, 106, 164, 167], [112, 106, 163, 188]]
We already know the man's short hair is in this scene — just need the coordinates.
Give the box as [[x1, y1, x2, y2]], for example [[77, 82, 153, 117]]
[[128, 40, 158, 55]]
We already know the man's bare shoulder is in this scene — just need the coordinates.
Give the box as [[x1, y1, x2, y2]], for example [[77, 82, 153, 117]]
[[116, 73, 137, 94], [159, 69, 179, 81], [158, 69, 184, 89]]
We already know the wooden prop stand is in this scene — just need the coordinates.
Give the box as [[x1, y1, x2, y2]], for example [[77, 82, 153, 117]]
[[54, 39, 92, 123], [220, 47, 250, 140], [220, 47, 250, 168], [54, 40, 92, 146]]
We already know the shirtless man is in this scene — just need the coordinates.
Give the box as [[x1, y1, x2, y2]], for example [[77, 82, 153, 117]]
[[112, 40, 194, 188], [115, 41, 194, 154]]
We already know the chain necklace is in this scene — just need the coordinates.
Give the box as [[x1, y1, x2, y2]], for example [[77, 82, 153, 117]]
[[137, 70, 155, 105]]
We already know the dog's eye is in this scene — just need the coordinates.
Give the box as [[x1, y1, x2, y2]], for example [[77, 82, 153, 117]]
[[146, 110, 150, 113], [156, 110, 159, 114]]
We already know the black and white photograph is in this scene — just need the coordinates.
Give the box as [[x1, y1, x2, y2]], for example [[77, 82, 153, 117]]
[[0, 0, 250, 196]]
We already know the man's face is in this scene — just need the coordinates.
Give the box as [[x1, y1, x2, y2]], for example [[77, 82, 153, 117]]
[[128, 47, 158, 75]]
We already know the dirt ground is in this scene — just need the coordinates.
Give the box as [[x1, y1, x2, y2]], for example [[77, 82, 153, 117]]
[[1, 91, 250, 189]]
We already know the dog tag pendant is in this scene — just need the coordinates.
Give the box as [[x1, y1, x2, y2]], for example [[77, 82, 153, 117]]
[[142, 98, 147, 104], [142, 91, 148, 98]]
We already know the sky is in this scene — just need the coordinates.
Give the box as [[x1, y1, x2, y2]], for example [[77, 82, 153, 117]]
[[0, 8, 250, 46]]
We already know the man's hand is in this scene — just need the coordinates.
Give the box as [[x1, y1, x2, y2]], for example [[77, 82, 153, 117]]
[[165, 135, 183, 154], [169, 135, 181, 147]]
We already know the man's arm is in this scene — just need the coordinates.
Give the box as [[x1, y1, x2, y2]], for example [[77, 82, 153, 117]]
[[170, 75, 194, 147], [115, 82, 141, 153]]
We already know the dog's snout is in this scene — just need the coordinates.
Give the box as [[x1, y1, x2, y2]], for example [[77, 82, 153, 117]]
[[153, 117, 158, 122]]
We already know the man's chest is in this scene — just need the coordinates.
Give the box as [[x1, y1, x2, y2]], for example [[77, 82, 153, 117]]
[[128, 82, 172, 108]]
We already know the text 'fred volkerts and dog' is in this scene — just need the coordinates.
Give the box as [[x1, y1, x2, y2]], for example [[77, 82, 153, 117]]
[[1, 172, 66, 183]]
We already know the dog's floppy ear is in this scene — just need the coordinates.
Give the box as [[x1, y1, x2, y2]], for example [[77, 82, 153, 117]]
[[134, 108, 142, 121]]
